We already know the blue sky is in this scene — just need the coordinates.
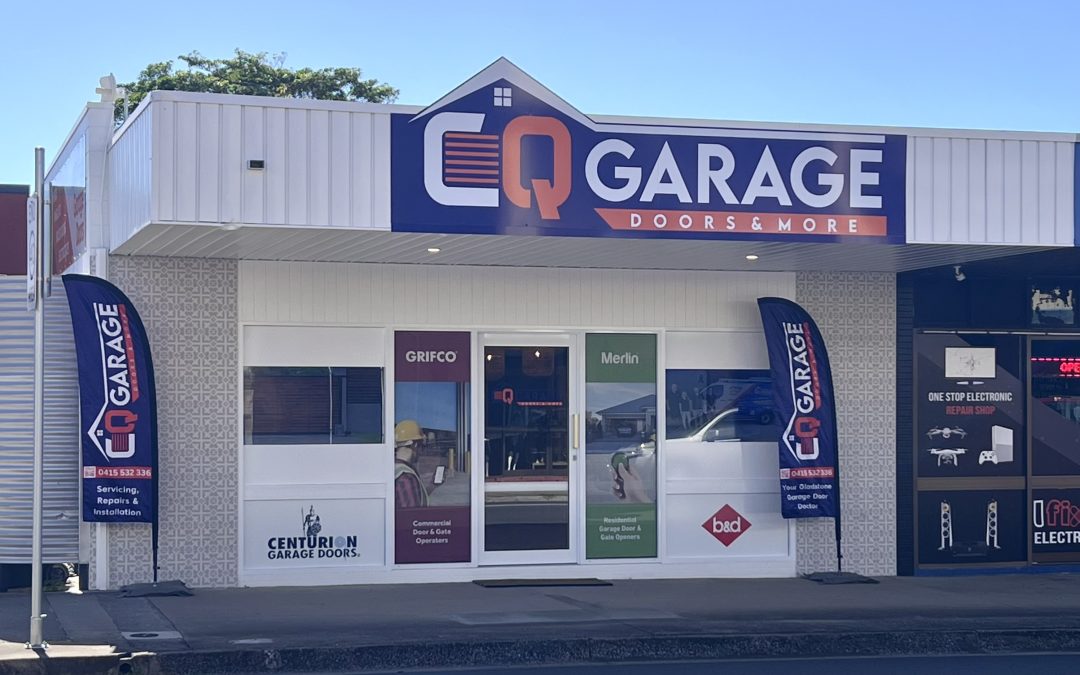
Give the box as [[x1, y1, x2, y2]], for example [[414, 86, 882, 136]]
[[0, 0, 1075, 186]]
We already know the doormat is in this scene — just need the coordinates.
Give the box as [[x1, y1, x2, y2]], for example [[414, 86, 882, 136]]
[[119, 580, 194, 597], [474, 578, 613, 588], [802, 571, 879, 585]]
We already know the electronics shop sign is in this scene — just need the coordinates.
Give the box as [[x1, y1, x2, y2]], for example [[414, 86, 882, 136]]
[[391, 61, 906, 243], [1033, 489, 1080, 559]]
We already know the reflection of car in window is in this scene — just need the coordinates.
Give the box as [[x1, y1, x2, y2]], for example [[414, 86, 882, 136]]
[[609, 408, 743, 496], [670, 408, 742, 443]]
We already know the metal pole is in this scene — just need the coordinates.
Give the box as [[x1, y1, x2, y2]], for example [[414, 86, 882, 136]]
[[29, 147, 46, 649]]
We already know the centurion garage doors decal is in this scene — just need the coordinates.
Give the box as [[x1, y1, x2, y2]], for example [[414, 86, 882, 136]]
[[391, 59, 905, 243]]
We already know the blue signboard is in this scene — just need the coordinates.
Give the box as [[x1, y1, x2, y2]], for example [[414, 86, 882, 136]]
[[391, 60, 906, 244], [63, 274, 157, 524], [757, 297, 840, 519]]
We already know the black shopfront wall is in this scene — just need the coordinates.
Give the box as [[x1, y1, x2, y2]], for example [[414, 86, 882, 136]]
[[898, 249, 1080, 575], [912, 276, 1029, 329]]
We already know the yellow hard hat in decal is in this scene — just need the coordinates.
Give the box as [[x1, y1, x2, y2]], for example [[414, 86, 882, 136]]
[[395, 420, 423, 446]]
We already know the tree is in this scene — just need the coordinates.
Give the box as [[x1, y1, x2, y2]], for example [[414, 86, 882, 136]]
[[115, 50, 398, 123]]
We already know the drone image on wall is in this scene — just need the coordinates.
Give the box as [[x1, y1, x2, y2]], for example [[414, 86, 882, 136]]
[[927, 427, 967, 440], [928, 447, 967, 466]]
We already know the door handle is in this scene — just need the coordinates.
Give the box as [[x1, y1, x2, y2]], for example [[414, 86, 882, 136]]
[[572, 413, 580, 451]]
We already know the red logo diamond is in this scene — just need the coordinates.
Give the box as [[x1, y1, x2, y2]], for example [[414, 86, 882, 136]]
[[702, 504, 751, 547]]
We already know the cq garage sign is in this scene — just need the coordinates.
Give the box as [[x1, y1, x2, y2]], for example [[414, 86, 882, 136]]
[[391, 60, 905, 244]]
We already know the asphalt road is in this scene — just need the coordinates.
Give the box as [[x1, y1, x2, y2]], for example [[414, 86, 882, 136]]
[[400, 653, 1080, 675]]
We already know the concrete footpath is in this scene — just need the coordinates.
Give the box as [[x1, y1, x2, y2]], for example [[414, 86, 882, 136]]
[[3, 574, 1080, 674]]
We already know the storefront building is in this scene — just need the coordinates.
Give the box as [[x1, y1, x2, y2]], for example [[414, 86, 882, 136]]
[[43, 60, 1078, 588], [898, 247, 1080, 574]]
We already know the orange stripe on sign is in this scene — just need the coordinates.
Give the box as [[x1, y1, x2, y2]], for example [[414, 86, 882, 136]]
[[445, 176, 500, 184], [446, 168, 500, 175], [446, 159, 499, 167], [445, 141, 500, 149], [594, 209, 888, 237], [446, 150, 499, 158], [445, 132, 499, 140]]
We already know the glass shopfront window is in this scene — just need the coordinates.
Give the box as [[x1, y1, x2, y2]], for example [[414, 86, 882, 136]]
[[244, 366, 383, 445], [665, 369, 780, 443], [1031, 340, 1080, 476]]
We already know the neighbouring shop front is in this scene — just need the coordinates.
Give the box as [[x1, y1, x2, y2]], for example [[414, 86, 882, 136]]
[[902, 250, 1080, 573]]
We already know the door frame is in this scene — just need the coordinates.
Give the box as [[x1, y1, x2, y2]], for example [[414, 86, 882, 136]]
[[474, 331, 582, 566]]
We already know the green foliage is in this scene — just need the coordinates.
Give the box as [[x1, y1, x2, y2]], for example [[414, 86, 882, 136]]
[[115, 50, 398, 123]]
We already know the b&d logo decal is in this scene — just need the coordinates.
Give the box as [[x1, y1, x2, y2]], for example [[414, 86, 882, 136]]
[[702, 505, 751, 547], [391, 59, 905, 243], [266, 505, 360, 561]]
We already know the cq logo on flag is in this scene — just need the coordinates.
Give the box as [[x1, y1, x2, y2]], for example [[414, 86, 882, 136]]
[[424, 112, 572, 219]]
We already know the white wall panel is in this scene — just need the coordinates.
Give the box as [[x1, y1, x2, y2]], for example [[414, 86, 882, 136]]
[[136, 94, 391, 238], [266, 107, 288, 224], [240, 262, 796, 330], [197, 103, 220, 222], [174, 102, 199, 223], [243, 325, 385, 366], [909, 133, 1075, 246], [666, 493, 789, 560], [221, 105, 243, 225], [666, 332, 769, 370], [242, 106, 265, 224], [108, 106, 153, 247], [330, 111, 351, 227], [352, 113, 374, 227], [244, 446, 388, 487]]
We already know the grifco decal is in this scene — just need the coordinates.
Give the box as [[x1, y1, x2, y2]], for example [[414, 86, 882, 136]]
[[405, 350, 458, 363], [392, 60, 905, 243], [63, 274, 158, 524], [758, 298, 840, 519]]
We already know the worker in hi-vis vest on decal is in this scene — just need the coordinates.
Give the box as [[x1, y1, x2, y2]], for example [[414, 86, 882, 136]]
[[395, 420, 429, 508]]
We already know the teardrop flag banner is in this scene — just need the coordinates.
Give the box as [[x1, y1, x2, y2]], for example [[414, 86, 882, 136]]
[[757, 297, 840, 520], [63, 274, 160, 579]]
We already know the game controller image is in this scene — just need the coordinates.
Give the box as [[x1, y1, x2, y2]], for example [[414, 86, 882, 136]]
[[978, 450, 999, 465]]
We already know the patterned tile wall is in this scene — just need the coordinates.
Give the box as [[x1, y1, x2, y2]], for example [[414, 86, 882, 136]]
[[796, 272, 896, 576], [104, 257, 238, 588]]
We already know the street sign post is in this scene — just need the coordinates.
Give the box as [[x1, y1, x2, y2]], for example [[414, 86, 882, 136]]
[[26, 195, 37, 310]]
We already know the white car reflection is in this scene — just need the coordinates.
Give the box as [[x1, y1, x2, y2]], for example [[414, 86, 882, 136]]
[[607, 409, 747, 501]]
